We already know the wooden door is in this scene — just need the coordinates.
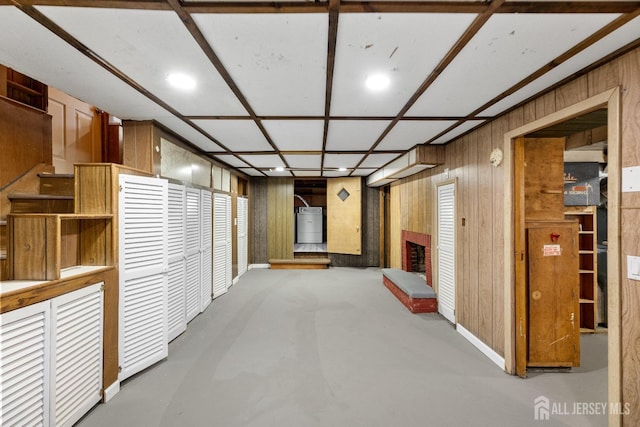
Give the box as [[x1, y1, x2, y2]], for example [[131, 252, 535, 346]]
[[514, 136, 569, 377], [48, 87, 101, 174], [327, 177, 361, 255], [526, 222, 580, 368]]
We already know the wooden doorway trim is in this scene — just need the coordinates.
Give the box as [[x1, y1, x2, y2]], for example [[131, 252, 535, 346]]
[[503, 88, 621, 424]]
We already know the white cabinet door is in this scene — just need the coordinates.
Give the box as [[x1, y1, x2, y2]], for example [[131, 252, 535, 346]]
[[50, 283, 103, 427], [119, 174, 168, 381], [0, 301, 51, 427], [237, 197, 248, 278], [437, 182, 456, 324], [213, 193, 231, 298], [200, 189, 213, 312], [167, 183, 187, 342], [185, 187, 201, 323], [225, 195, 232, 289]]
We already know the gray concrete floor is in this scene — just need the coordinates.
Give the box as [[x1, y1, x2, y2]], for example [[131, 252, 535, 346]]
[[79, 267, 608, 427]]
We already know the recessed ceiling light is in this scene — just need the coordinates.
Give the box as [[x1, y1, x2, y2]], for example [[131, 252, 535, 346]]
[[166, 73, 196, 90], [275, 167, 285, 172], [365, 74, 390, 91], [338, 167, 347, 172]]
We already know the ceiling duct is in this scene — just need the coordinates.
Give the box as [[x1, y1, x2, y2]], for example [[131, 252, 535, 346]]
[[367, 145, 445, 187]]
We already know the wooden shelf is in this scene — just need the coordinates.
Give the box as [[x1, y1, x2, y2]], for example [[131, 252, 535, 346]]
[[566, 205, 598, 333], [6, 213, 114, 281]]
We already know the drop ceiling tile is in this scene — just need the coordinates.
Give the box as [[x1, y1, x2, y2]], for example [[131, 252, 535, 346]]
[[262, 121, 324, 151], [352, 169, 376, 177], [36, 7, 248, 116], [408, 13, 620, 117], [284, 155, 322, 169], [238, 168, 264, 176], [0, 7, 171, 120], [156, 117, 224, 152], [480, 15, 640, 117], [192, 120, 272, 151], [293, 170, 322, 177], [213, 155, 250, 168], [238, 154, 285, 168], [331, 13, 477, 116], [359, 153, 402, 168], [264, 170, 292, 177], [430, 120, 486, 144], [323, 170, 353, 178], [376, 121, 457, 151], [193, 13, 328, 116], [323, 154, 364, 169], [326, 120, 391, 151]]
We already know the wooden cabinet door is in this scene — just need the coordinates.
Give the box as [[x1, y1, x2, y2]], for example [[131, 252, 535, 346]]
[[48, 87, 101, 174], [327, 177, 361, 255], [526, 221, 580, 368]]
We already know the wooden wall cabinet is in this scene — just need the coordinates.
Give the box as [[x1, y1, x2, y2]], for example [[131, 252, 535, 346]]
[[7, 213, 112, 281], [565, 206, 599, 332]]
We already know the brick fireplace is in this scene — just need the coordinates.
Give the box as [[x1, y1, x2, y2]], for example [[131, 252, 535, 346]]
[[401, 230, 432, 286]]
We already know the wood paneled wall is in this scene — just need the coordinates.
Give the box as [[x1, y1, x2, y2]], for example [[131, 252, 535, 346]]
[[267, 177, 294, 260], [0, 96, 52, 190], [250, 178, 269, 264], [330, 184, 380, 267], [389, 46, 640, 425]]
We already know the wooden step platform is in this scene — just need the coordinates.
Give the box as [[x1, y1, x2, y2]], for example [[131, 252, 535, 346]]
[[8, 193, 74, 213], [269, 258, 331, 270], [38, 173, 75, 196], [382, 268, 437, 314]]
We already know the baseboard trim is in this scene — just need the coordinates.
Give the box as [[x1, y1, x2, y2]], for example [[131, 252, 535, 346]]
[[456, 324, 505, 371], [103, 380, 120, 403], [232, 276, 239, 285], [249, 264, 270, 269]]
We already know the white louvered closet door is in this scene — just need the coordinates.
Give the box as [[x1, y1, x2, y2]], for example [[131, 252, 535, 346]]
[[237, 197, 248, 278], [51, 283, 103, 427], [201, 189, 213, 312], [167, 183, 187, 342], [225, 195, 232, 289], [185, 187, 201, 323], [119, 174, 168, 382], [437, 182, 456, 324], [213, 193, 229, 299], [0, 301, 51, 427]]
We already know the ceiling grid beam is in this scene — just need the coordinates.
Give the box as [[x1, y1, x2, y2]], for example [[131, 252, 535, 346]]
[[165, 0, 293, 175], [319, 0, 340, 176], [425, 9, 640, 145], [9, 0, 247, 168], [349, 0, 506, 175]]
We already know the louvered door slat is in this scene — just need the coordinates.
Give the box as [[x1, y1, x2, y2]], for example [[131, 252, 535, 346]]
[[201, 189, 213, 311], [51, 283, 103, 427], [237, 197, 248, 277], [0, 301, 50, 427], [437, 183, 456, 324], [225, 195, 232, 289], [213, 193, 230, 298], [185, 187, 201, 322], [185, 253, 201, 322], [167, 183, 187, 342], [119, 175, 168, 382]]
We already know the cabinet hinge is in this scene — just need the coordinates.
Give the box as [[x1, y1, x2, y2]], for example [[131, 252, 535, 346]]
[[119, 185, 123, 192], [118, 366, 123, 373], [100, 283, 105, 292]]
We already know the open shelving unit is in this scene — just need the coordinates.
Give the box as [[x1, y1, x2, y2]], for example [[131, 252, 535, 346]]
[[565, 205, 598, 333]]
